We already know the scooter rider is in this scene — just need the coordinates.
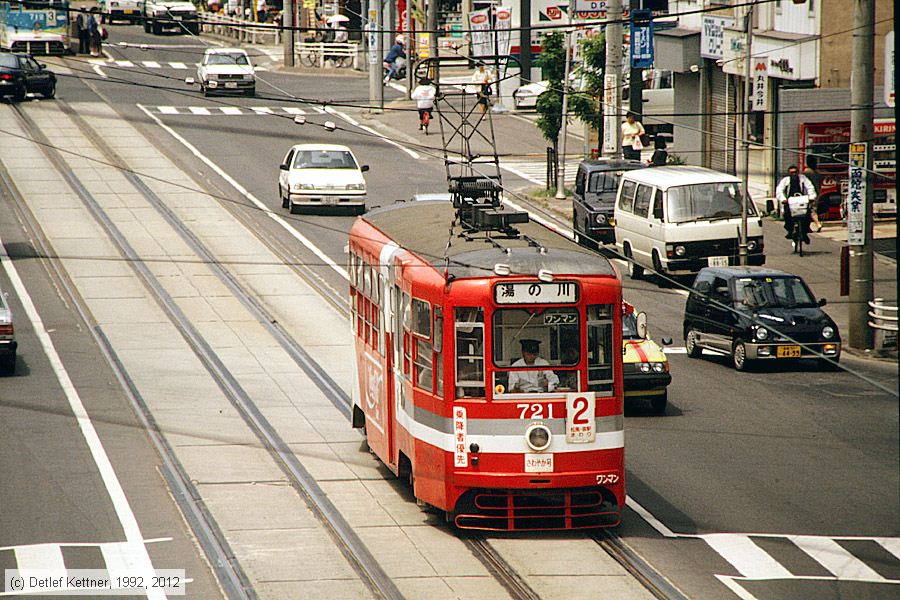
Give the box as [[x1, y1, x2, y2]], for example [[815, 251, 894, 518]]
[[383, 35, 406, 82]]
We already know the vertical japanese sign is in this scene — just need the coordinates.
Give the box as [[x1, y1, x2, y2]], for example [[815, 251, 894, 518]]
[[701, 15, 732, 59], [847, 142, 867, 246], [366, 9, 378, 65], [468, 9, 492, 57], [453, 406, 468, 468], [418, 32, 431, 59], [751, 57, 768, 111], [602, 73, 617, 154], [629, 10, 653, 68], [885, 31, 894, 107], [495, 7, 513, 56]]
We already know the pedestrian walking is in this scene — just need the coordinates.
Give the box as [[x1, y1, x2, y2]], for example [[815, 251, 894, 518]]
[[649, 136, 667, 166], [76, 9, 89, 54], [88, 9, 101, 57], [471, 64, 493, 114], [621, 112, 646, 160], [803, 155, 823, 232], [255, 0, 267, 23], [775, 165, 816, 244]]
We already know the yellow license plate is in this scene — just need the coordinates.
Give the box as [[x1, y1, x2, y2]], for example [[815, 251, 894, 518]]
[[776, 346, 801, 358]]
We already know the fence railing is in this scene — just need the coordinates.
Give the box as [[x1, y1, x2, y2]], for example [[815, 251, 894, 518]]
[[868, 298, 898, 351], [295, 42, 360, 70], [200, 12, 281, 45]]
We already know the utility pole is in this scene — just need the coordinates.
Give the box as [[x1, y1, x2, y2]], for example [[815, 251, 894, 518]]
[[739, 3, 753, 265], [555, 0, 576, 199], [368, 0, 384, 112], [520, 0, 531, 86], [603, 0, 623, 157], [283, 0, 294, 67], [628, 0, 643, 121], [848, 0, 875, 349], [427, 0, 438, 62]]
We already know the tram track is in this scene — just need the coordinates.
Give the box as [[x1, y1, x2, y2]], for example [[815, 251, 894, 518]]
[[7, 101, 401, 600]]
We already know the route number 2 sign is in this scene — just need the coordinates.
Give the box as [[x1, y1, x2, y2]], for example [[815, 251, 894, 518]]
[[566, 392, 596, 443]]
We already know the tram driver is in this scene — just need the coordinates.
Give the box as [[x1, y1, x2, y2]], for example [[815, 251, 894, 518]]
[[508, 339, 560, 393]]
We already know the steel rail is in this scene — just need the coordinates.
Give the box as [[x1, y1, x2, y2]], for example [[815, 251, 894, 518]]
[[462, 537, 541, 600], [11, 103, 402, 600], [591, 531, 691, 600]]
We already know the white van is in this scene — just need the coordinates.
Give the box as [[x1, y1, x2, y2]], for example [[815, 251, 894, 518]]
[[614, 166, 765, 279]]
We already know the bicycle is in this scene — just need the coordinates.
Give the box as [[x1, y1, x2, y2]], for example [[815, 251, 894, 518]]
[[787, 194, 811, 256], [419, 108, 431, 135]]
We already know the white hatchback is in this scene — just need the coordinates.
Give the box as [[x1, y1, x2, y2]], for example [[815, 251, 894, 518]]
[[196, 48, 255, 97], [278, 144, 369, 214]]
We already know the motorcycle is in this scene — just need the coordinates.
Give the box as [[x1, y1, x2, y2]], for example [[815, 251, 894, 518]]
[[382, 57, 407, 83]]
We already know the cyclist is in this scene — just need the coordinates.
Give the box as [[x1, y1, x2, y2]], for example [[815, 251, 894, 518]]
[[775, 165, 816, 245], [411, 78, 436, 132], [383, 35, 406, 83]]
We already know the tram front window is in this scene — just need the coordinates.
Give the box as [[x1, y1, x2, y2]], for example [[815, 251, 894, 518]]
[[492, 307, 580, 395]]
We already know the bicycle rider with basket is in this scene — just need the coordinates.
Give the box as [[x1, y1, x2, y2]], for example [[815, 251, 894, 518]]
[[776, 165, 817, 246]]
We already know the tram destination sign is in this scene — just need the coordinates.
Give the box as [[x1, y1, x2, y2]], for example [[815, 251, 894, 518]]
[[494, 282, 579, 304]]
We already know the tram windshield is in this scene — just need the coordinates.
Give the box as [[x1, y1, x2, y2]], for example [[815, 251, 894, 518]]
[[491, 307, 581, 394]]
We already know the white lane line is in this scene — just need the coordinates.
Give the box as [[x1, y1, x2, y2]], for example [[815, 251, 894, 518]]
[[137, 103, 349, 282], [326, 107, 421, 160], [92, 64, 108, 79], [0, 237, 164, 600], [14, 543, 66, 576], [283, 107, 306, 115], [189, 107, 211, 116], [169, 62, 188, 69], [625, 497, 678, 538], [663, 347, 687, 354], [141, 60, 161, 68], [114, 60, 134, 67], [250, 107, 273, 114], [220, 107, 242, 115], [877, 538, 900, 561], [700, 534, 793, 580], [789, 535, 885, 582], [158, 106, 178, 115]]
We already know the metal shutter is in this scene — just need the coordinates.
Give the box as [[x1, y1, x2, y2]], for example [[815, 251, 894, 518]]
[[708, 68, 736, 173]]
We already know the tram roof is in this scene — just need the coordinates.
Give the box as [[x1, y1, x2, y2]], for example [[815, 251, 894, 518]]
[[362, 200, 616, 279]]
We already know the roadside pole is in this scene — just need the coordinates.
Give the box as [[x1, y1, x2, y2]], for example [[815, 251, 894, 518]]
[[739, 3, 752, 265], [283, 0, 294, 67], [848, 0, 875, 349], [554, 0, 575, 199], [520, 0, 531, 86], [368, 1, 384, 112], [603, 0, 623, 158], [627, 0, 643, 123], [427, 0, 438, 63]]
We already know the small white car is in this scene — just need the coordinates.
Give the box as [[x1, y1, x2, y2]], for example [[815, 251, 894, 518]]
[[512, 81, 548, 109], [278, 144, 369, 214], [101, 0, 141, 23], [196, 48, 255, 97]]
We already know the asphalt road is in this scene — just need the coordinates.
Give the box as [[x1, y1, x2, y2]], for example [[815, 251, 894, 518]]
[[2, 24, 898, 600]]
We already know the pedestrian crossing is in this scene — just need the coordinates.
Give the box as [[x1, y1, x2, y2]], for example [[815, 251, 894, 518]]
[[698, 533, 900, 599], [87, 58, 268, 72], [146, 105, 324, 116], [500, 160, 579, 186]]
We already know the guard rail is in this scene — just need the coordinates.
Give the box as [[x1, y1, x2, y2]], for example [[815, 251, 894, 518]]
[[868, 298, 898, 351], [200, 12, 281, 45]]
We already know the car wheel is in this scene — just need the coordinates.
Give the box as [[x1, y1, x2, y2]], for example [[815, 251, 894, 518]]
[[152, 22, 161, 35], [289, 198, 298, 214], [143, 20, 151, 33], [732, 339, 749, 371], [355, 205, 366, 215], [624, 245, 643, 280], [13, 83, 26, 102], [818, 356, 840, 371], [651, 391, 667, 415], [42, 80, 56, 99], [685, 326, 702, 358], [1, 354, 15, 375], [280, 187, 288, 209], [201, 85, 210, 97]]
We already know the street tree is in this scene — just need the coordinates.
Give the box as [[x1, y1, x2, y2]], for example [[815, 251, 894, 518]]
[[535, 31, 565, 188], [568, 31, 606, 140]]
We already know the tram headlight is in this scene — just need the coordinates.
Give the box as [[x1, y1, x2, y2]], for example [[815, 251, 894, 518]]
[[822, 326, 834, 339], [525, 423, 552, 452]]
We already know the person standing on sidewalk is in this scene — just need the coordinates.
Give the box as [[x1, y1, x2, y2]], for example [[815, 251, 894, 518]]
[[256, 0, 267, 23], [776, 165, 816, 244], [621, 113, 645, 160], [471, 63, 493, 114], [76, 9, 89, 55], [803, 155, 823, 232], [649, 136, 667, 166], [87, 9, 101, 57]]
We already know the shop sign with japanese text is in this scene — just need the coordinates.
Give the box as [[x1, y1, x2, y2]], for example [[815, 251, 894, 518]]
[[846, 142, 867, 246]]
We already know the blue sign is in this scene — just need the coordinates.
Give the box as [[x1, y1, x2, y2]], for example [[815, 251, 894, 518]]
[[630, 10, 654, 69]]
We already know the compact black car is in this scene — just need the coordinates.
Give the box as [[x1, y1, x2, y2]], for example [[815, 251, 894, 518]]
[[572, 158, 645, 246], [0, 53, 56, 102], [683, 266, 841, 371]]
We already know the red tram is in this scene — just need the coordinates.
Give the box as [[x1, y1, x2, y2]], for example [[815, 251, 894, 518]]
[[348, 199, 625, 531]]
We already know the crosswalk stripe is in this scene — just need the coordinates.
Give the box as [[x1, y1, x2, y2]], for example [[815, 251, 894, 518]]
[[158, 106, 178, 115], [220, 106, 242, 115], [790, 536, 885, 581], [877, 538, 900, 561], [251, 107, 273, 114], [14, 543, 66, 574], [500, 161, 578, 186], [142, 60, 161, 68], [189, 107, 210, 115], [700, 534, 794, 580], [169, 61, 188, 69], [114, 60, 134, 67], [283, 107, 306, 115]]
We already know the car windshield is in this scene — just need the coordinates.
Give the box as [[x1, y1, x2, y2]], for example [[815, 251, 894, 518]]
[[734, 276, 816, 309], [207, 53, 249, 65], [666, 182, 756, 223], [622, 312, 641, 340], [588, 172, 619, 193], [0, 55, 18, 68], [292, 150, 358, 169]]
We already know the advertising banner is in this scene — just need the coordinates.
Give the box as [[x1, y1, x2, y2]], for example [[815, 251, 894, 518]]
[[468, 9, 492, 57], [846, 143, 867, 246], [751, 56, 767, 111]]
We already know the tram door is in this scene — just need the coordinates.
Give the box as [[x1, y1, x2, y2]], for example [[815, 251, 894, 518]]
[[378, 244, 401, 469]]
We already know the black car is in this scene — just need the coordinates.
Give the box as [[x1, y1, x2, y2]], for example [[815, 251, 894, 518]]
[[0, 53, 57, 102], [683, 266, 841, 371], [572, 158, 645, 246]]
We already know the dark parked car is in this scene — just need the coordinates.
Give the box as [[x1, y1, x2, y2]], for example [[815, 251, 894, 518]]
[[572, 158, 645, 246], [0, 289, 16, 374], [0, 53, 56, 102], [683, 267, 841, 371]]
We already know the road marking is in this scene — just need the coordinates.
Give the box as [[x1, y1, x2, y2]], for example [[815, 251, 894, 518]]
[[137, 103, 349, 282], [158, 106, 178, 114], [283, 107, 306, 115], [663, 347, 687, 354], [250, 106, 273, 114], [0, 236, 165, 599], [142, 60, 162, 68], [14, 544, 66, 576], [790, 535, 885, 581], [701, 534, 794, 580], [625, 497, 677, 538], [220, 106, 242, 115], [114, 60, 134, 67], [188, 106, 210, 115], [169, 61, 188, 69], [326, 107, 421, 160], [146, 105, 308, 117]]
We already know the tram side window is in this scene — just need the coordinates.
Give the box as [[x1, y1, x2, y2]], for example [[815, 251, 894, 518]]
[[587, 305, 614, 395], [455, 307, 485, 398], [434, 308, 443, 394], [401, 292, 412, 381], [414, 338, 433, 392]]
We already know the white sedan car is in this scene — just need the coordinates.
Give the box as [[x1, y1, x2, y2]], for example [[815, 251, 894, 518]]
[[512, 81, 548, 109], [278, 144, 369, 214], [196, 48, 255, 97]]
